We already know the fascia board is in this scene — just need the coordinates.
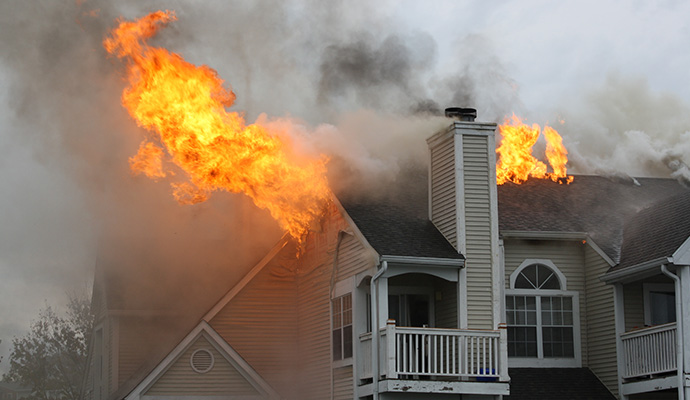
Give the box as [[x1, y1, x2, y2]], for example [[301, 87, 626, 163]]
[[331, 194, 381, 265], [501, 230, 588, 240], [379, 255, 464, 267], [126, 323, 207, 400], [501, 231, 614, 266], [426, 124, 456, 147], [600, 257, 673, 284], [202, 235, 290, 322], [126, 321, 280, 400], [672, 235, 690, 265]]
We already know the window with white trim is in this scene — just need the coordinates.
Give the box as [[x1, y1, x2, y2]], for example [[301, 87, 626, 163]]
[[643, 283, 676, 326], [332, 293, 352, 361], [506, 260, 580, 366]]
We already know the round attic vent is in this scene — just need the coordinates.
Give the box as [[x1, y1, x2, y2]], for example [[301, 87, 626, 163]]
[[190, 349, 214, 373]]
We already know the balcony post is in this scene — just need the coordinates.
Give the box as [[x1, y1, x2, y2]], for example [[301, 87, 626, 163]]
[[613, 283, 628, 399], [386, 320, 397, 379], [498, 323, 509, 381]]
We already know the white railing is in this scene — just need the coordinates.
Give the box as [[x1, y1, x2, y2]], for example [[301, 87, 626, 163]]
[[620, 322, 677, 379], [358, 321, 508, 382]]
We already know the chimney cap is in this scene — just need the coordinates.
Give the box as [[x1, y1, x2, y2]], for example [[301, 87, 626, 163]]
[[445, 107, 477, 122]]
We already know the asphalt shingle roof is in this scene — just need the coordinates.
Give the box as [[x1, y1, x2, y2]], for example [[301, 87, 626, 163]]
[[507, 368, 616, 400], [497, 175, 689, 264], [614, 191, 690, 271], [338, 169, 463, 260], [339, 172, 689, 266]]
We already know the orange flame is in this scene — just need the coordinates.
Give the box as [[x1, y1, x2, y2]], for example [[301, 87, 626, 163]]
[[496, 115, 573, 185], [104, 11, 330, 241]]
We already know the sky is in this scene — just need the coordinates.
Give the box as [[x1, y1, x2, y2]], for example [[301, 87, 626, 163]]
[[0, 0, 689, 374]]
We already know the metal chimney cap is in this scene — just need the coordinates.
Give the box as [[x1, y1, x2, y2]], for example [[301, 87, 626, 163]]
[[445, 107, 477, 122]]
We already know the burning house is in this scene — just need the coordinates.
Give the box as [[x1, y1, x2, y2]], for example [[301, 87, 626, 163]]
[[81, 11, 690, 400], [82, 108, 690, 400]]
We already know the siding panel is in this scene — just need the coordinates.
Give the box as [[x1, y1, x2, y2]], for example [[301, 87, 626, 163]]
[[145, 335, 259, 396], [463, 135, 494, 329], [210, 243, 299, 398], [584, 245, 618, 397], [430, 134, 457, 247], [333, 366, 353, 400]]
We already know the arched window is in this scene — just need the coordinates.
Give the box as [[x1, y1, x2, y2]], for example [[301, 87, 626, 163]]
[[513, 263, 562, 290], [506, 260, 580, 367]]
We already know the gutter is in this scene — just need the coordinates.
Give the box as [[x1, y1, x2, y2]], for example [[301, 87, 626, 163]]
[[661, 264, 684, 400], [601, 257, 673, 284]]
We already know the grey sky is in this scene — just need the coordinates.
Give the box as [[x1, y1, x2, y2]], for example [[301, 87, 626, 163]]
[[1, 0, 689, 374]]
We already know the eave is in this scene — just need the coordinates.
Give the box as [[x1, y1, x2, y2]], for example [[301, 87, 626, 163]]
[[500, 230, 615, 266], [600, 257, 673, 284]]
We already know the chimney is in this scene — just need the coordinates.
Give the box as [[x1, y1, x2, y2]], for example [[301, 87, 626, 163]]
[[427, 108, 501, 330]]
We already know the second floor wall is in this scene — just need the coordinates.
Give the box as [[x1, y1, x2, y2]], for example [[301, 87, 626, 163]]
[[502, 236, 618, 397]]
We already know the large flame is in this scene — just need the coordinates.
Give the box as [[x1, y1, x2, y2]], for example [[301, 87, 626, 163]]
[[496, 115, 573, 185], [104, 11, 330, 241]]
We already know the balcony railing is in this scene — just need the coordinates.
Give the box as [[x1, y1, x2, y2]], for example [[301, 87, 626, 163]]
[[620, 322, 677, 379], [359, 321, 508, 382]]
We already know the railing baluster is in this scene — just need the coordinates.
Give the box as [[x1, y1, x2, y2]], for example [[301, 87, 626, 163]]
[[620, 323, 677, 379]]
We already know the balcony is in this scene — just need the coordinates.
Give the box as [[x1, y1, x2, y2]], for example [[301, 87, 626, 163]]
[[620, 322, 677, 380], [357, 321, 509, 396]]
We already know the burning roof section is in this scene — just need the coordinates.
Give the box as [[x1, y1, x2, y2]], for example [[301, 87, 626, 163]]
[[497, 175, 689, 263], [339, 172, 689, 265]]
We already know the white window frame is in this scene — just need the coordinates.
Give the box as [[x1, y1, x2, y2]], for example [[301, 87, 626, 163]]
[[643, 283, 676, 326], [332, 278, 354, 368], [506, 259, 582, 368]]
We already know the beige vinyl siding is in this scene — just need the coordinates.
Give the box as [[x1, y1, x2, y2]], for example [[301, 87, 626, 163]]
[[294, 205, 352, 400], [435, 279, 458, 328], [210, 203, 366, 400], [430, 133, 457, 249], [463, 134, 494, 330], [583, 245, 618, 397], [209, 244, 299, 398], [145, 335, 259, 396], [117, 316, 173, 387], [623, 282, 644, 331], [503, 239, 588, 364], [333, 366, 354, 400], [117, 317, 146, 387], [335, 233, 376, 281]]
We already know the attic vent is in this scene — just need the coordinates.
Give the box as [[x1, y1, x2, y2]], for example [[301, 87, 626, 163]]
[[190, 349, 214, 373]]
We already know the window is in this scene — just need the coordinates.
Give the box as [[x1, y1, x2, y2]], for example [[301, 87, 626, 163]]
[[643, 283, 676, 326], [388, 294, 431, 327], [332, 293, 352, 361], [506, 260, 580, 367]]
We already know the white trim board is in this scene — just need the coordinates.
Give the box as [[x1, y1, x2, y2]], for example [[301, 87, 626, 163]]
[[331, 195, 381, 265], [126, 321, 280, 400], [672, 235, 690, 265], [203, 236, 290, 322]]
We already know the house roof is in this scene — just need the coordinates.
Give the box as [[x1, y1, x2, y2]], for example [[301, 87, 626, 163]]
[[337, 171, 688, 265], [337, 169, 464, 260], [506, 368, 615, 400], [497, 175, 689, 264], [612, 191, 690, 272]]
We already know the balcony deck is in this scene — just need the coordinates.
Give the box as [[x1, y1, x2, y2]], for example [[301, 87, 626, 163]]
[[357, 322, 509, 396], [620, 322, 677, 380]]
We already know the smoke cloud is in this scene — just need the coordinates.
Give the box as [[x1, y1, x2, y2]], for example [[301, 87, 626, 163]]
[[556, 75, 690, 184], [1, 0, 689, 374]]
